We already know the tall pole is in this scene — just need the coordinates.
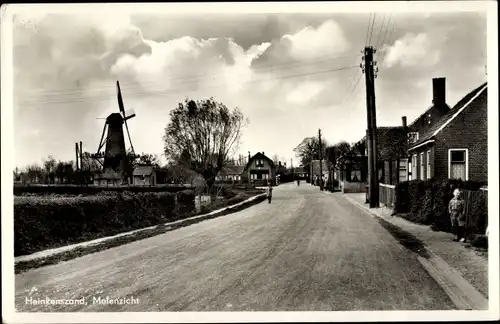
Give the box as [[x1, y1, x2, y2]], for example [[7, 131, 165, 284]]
[[363, 46, 380, 208], [318, 129, 324, 190], [79, 141, 83, 170], [75, 143, 80, 171]]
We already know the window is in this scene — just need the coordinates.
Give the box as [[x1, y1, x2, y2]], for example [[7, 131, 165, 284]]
[[263, 174, 269, 180], [399, 158, 408, 182], [256, 159, 264, 167], [419, 153, 425, 180], [408, 132, 419, 144], [449, 149, 468, 180], [251, 174, 257, 180], [411, 155, 417, 180], [426, 150, 431, 180]]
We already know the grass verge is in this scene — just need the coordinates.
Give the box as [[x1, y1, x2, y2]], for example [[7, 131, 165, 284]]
[[15, 194, 266, 274]]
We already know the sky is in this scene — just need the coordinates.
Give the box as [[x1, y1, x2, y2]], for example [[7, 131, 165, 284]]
[[10, 4, 488, 168]]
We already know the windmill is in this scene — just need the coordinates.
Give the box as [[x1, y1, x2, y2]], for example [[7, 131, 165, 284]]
[[92, 81, 136, 184]]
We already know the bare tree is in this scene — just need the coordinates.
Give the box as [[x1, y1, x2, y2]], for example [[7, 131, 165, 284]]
[[163, 98, 248, 197]]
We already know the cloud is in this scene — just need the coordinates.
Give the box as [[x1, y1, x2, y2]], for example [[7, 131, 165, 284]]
[[11, 10, 487, 169], [383, 32, 441, 68], [283, 20, 350, 60]]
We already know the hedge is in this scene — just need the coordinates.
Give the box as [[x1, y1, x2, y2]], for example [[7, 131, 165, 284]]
[[14, 184, 192, 196], [394, 179, 486, 233], [15, 190, 195, 256]]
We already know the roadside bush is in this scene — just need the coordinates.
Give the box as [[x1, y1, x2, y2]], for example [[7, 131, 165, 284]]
[[14, 184, 190, 196], [470, 234, 488, 249], [394, 181, 410, 213], [175, 190, 196, 217], [394, 178, 486, 234], [14, 190, 195, 256]]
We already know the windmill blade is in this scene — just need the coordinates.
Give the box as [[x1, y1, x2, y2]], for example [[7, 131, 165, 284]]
[[124, 117, 135, 155], [116, 80, 125, 114], [124, 108, 136, 120], [97, 122, 108, 154]]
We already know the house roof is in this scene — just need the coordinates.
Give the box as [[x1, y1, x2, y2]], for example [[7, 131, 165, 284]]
[[245, 152, 276, 169], [219, 165, 245, 176], [133, 165, 154, 176], [409, 82, 487, 150]]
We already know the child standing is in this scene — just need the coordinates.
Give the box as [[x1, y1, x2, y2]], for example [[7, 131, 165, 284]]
[[448, 188, 466, 242], [266, 182, 273, 203]]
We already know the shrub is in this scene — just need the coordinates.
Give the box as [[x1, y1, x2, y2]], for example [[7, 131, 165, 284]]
[[470, 234, 488, 249], [14, 184, 190, 196], [394, 181, 410, 213], [394, 178, 487, 233], [14, 190, 195, 256]]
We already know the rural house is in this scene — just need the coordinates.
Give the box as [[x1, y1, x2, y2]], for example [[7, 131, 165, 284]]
[[132, 164, 157, 186], [245, 152, 276, 186], [405, 77, 453, 180], [293, 166, 307, 180], [216, 165, 245, 183], [408, 82, 487, 183]]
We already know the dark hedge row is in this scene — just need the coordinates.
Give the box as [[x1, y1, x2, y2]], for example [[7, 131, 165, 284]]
[[14, 184, 192, 196], [394, 179, 486, 233], [14, 190, 195, 256]]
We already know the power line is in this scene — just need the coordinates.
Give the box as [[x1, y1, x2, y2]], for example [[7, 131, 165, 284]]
[[340, 73, 362, 107], [364, 13, 373, 46], [368, 13, 377, 46], [375, 14, 389, 50], [17, 53, 361, 98], [377, 18, 397, 71], [18, 64, 358, 106]]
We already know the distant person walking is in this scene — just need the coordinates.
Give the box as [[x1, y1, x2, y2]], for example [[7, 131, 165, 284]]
[[448, 188, 466, 242], [266, 182, 273, 204], [297, 179, 300, 186]]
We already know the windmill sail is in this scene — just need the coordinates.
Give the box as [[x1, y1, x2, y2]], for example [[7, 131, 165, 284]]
[[116, 80, 135, 154], [116, 81, 125, 114]]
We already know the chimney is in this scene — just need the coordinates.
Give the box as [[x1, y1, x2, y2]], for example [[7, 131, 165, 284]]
[[432, 77, 446, 106], [248, 151, 251, 160], [262, 152, 265, 156], [402, 116, 407, 128]]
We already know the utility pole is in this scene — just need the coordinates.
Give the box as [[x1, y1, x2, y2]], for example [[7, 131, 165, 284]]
[[318, 128, 324, 190], [362, 46, 380, 208], [75, 143, 80, 171]]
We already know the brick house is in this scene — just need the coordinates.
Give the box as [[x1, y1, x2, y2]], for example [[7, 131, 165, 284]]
[[215, 165, 245, 183], [404, 77, 454, 180], [408, 82, 487, 183], [245, 152, 276, 186]]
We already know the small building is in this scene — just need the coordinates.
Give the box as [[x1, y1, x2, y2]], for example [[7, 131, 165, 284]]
[[245, 152, 276, 186], [132, 164, 157, 186], [408, 82, 487, 183], [293, 166, 307, 179], [216, 165, 245, 183]]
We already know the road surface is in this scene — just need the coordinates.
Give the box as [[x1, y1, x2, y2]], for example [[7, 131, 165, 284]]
[[15, 183, 455, 311]]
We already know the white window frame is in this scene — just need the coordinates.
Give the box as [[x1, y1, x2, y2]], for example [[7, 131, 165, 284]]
[[408, 132, 419, 144], [420, 153, 425, 180], [448, 149, 469, 181], [399, 158, 408, 182], [426, 150, 431, 180], [410, 154, 417, 181]]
